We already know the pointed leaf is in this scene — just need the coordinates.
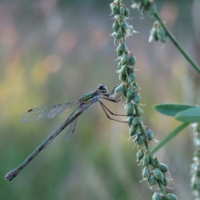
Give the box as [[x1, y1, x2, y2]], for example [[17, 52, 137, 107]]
[[175, 107, 200, 123], [154, 103, 197, 117]]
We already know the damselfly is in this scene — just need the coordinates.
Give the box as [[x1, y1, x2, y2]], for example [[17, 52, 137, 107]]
[[5, 84, 125, 181]]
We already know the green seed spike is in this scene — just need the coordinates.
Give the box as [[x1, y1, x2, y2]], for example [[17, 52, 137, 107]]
[[118, 42, 128, 53]]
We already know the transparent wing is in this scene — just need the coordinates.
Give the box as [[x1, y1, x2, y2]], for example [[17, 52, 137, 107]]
[[66, 118, 77, 142], [21, 101, 79, 123]]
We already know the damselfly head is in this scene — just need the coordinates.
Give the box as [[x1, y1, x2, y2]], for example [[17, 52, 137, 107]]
[[98, 84, 108, 93]]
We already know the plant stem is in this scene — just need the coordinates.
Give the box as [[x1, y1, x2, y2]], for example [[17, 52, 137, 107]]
[[154, 11, 200, 74]]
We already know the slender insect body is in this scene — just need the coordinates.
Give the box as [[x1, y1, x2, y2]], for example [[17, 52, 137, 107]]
[[5, 84, 125, 181]]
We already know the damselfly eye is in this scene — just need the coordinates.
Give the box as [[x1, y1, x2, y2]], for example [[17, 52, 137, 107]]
[[98, 84, 108, 93]]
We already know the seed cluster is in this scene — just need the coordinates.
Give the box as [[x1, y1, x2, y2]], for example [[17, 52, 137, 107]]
[[131, 0, 155, 16], [131, 1, 168, 43], [149, 21, 168, 43], [110, 1, 177, 199]]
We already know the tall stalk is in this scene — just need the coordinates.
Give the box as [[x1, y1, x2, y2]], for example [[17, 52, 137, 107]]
[[110, 0, 178, 199]]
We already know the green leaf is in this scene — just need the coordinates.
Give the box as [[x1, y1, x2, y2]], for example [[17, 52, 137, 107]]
[[149, 122, 189, 156], [154, 103, 197, 117], [175, 107, 200, 123]]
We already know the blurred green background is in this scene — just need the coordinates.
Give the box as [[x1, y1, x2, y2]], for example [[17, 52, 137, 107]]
[[1, 0, 200, 199]]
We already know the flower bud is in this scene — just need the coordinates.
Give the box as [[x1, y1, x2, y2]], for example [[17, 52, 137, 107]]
[[128, 54, 136, 66], [128, 73, 136, 83], [114, 83, 125, 94], [126, 103, 134, 116], [118, 42, 127, 53], [166, 193, 178, 200], [157, 27, 167, 43], [149, 27, 158, 42], [136, 148, 144, 161], [115, 30, 123, 40], [121, 54, 129, 65], [119, 73, 127, 82], [159, 162, 169, 173], [153, 168, 164, 181], [132, 116, 140, 126], [121, 21, 129, 32], [124, 7, 130, 18], [110, 3, 120, 15], [120, 6, 125, 16], [112, 20, 120, 32], [134, 92, 141, 104], [126, 87, 134, 103], [142, 167, 150, 179], [143, 155, 151, 166], [129, 125, 138, 136], [127, 116, 133, 126], [148, 173, 157, 186], [146, 129, 154, 140], [152, 192, 163, 200], [135, 133, 145, 145]]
